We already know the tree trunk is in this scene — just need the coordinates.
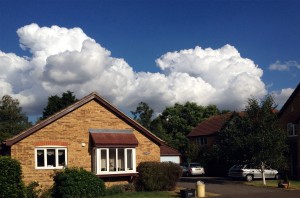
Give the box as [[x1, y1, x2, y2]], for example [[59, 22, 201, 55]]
[[261, 162, 266, 185]]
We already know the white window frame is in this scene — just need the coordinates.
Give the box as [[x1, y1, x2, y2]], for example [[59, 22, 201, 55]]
[[287, 123, 298, 137], [35, 147, 67, 169], [95, 148, 136, 175]]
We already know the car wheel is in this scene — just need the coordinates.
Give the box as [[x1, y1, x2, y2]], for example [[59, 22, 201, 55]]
[[246, 174, 253, 182], [275, 174, 280, 180]]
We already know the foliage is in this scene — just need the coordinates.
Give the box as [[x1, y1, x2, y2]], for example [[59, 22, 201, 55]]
[[131, 101, 225, 161], [131, 102, 154, 129], [25, 181, 41, 198], [0, 156, 25, 198], [0, 95, 32, 142], [52, 167, 105, 198], [41, 91, 78, 120], [105, 184, 134, 196], [214, 96, 288, 180], [135, 162, 182, 191], [39, 187, 53, 198], [105, 184, 126, 196], [151, 103, 221, 153]]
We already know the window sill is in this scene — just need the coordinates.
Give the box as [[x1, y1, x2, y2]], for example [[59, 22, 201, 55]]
[[288, 135, 298, 137], [35, 167, 65, 170], [96, 172, 138, 178]]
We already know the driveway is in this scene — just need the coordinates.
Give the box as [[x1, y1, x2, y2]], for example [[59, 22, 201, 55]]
[[177, 177, 300, 198]]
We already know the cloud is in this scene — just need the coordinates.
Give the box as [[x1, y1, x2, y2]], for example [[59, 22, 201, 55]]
[[269, 60, 300, 71], [0, 24, 271, 119], [155, 44, 266, 110], [271, 88, 294, 109]]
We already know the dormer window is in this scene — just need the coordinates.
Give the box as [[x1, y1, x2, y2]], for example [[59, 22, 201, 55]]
[[287, 123, 297, 137]]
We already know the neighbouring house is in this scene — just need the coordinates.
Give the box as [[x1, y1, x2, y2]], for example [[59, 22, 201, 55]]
[[160, 144, 181, 164], [1, 92, 180, 187], [278, 83, 300, 179], [187, 114, 231, 148]]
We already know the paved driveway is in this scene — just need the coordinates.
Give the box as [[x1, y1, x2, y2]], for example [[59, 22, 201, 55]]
[[177, 177, 300, 198]]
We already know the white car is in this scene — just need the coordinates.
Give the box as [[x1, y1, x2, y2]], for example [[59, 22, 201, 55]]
[[181, 163, 205, 176], [228, 164, 280, 181]]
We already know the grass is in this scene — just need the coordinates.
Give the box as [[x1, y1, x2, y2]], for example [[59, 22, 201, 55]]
[[244, 179, 300, 189], [104, 188, 219, 197], [104, 190, 178, 198]]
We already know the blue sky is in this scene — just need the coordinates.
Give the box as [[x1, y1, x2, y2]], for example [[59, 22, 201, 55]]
[[0, 0, 299, 121]]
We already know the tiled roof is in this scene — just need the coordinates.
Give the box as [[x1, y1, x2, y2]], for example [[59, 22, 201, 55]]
[[279, 82, 300, 118], [187, 113, 231, 137], [90, 132, 139, 147], [160, 143, 181, 156], [3, 92, 163, 146]]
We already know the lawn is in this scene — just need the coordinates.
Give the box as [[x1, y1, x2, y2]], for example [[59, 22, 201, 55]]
[[104, 191, 179, 198], [244, 179, 300, 189], [105, 188, 219, 197]]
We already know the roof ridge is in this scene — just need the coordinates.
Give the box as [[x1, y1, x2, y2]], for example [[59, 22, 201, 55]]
[[3, 92, 164, 146]]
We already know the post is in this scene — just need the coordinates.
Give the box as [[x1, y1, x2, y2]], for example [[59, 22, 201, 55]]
[[196, 180, 205, 198]]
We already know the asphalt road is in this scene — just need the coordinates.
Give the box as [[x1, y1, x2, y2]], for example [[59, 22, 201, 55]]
[[177, 177, 300, 198]]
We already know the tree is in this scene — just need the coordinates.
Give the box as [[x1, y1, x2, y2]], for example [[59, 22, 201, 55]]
[[150, 102, 221, 154], [0, 95, 32, 142], [131, 102, 154, 130], [41, 91, 78, 120], [215, 95, 287, 185]]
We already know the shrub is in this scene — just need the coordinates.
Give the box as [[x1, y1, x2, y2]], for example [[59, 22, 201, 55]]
[[52, 167, 105, 198], [0, 156, 25, 197], [39, 187, 53, 198], [105, 183, 135, 196], [25, 181, 41, 198], [124, 183, 135, 192], [105, 184, 126, 196], [135, 161, 182, 191]]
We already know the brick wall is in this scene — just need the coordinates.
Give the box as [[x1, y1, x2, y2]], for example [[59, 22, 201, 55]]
[[279, 90, 300, 179], [10, 100, 160, 188]]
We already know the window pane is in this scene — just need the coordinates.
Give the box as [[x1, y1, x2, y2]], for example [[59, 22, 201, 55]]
[[58, 149, 66, 166], [47, 149, 56, 167], [37, 150, 44, 167], [109, 148, 116, 172], [118, 149, 125, 171], [100, 150, 107, 171], [127, 149, 133, 170]]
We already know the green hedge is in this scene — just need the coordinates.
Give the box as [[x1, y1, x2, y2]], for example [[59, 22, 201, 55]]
[[105, 183, 135, 196], [0, 156, 25, 198], [52, 167, 105, 198], [135, 162, 182, 191]]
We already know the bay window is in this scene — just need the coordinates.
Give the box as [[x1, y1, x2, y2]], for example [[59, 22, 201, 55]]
[[95, 148, 136, 174]]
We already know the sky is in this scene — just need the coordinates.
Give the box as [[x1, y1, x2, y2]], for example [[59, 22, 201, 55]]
[[0, 0, 299, 123]]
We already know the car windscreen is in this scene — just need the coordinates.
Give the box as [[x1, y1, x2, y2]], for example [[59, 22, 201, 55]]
[[190, 163, 201, 168]]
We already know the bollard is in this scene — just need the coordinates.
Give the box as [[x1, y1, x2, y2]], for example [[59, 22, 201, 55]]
[[196, 180, 205, 198]]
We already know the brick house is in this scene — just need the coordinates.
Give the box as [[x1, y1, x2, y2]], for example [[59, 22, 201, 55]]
[[1, 92, 180, 187], [187, 114, 231, 148], [278, 83, 300, 179]]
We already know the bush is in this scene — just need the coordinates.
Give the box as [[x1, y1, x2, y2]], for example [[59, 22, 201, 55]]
[[52, 167, 105, 198], [105, 183, 135, 196], [0, 156, 25, 197], [135, 162, 182, 191], [25, 181, 40, 198], [105, 184, 126, 196]]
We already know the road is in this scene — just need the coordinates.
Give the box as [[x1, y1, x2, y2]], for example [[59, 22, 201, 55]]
[[177, 177, 300, 198]]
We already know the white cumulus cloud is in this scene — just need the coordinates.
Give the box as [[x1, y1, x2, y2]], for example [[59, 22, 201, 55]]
[[0, 23, 281, 121]]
